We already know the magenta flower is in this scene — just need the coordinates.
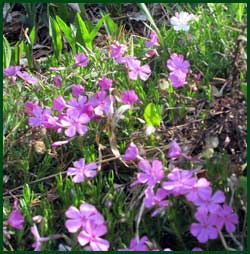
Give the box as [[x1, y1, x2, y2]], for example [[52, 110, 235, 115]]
[[72, 84, 85, 96], [75, 53, 90, 67], [167, 53, 190, 74], [122, 142, 141, 161], [144, 187, 169, 217], [121, 90, 139, 105], [77, 221, 109, 251], [99, 77, 112, 90], [169, 69, 187, 88], [145, 31, 159, 48], [25, 101, 39, 116], [127, 59, 151, 81], [120, 236, 149, 251], [7, 200, 24, 230], [31, 224, 50, 251], [16, 71, 38, 85], [110, 41, 127, 60], [67, 96, 94, 118], [193, 189, 225, 213], [190, 208, 218, 243], [185, 178, 211, 203], [67, 158, 97, 183], [53, 75, 62, 87], [65, 203, 104, 233], [3, 65, 21, 76], [132, 159, 164, 187], [53, 96, 67, 112], [162, 168, 196, 196], [60, 111, 90, 137]]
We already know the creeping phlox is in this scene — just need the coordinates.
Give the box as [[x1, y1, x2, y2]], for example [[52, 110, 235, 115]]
[[121, 141, 239, 247]]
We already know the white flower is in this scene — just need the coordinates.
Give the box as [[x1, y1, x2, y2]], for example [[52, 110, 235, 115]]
[[145, 124, 156, 136], [170, 11, 196, 32]]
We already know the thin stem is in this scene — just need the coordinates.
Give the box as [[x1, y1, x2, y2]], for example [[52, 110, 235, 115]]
[[218, 230, 236, 251]]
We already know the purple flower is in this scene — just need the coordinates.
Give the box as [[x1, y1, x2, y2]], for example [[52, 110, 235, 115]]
[[31, 224, 50, 251], [29, 107, 51, 127], [145, 31, 159, 48], [169, 69, 187, 88], [7, 200, 24, 230], [144, 187, 169, 217], [192, 247, 203, 251], [132, 160, 164, 187], [168, 140, 183, 158], [77, 221, 109, 251], [127, 59, 151, 81], [162, 168, 196, 196], [25, 101, 39, 116], [186, 178, 211, 203], [3, 65, 21, 76], [67, 158, 97, 183], [192, 189, 225, 213], [212, 204, 238, 233], [72, 84, 85, 96], [121, 90, 139, 105], [75, 53, 90, 67], [122, 142, 141, 161], [110, 41, 127, 60], [53, 96, 67, 112], [67, 96, 94, 118], [99, 77, 112, 90], [127, 236, 149, 251], [60, 111, 90, 137], [190, 208, 218, 243], [53, 75, 62, 87], [16, 71, 39, 85], [167, 53, 190, 74], [65, 203, 104, 233]]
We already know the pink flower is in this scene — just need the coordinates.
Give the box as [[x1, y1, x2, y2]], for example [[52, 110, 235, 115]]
[[120, 236, 149, 251], [162, 168, 196, 196], [121, 90, 139, 105], [169, 69, 187, 88], [167, 53, 190, 74], [193, 189, 225, 213], [99, 77, 112, 90], [16, 71, 39, 85], [31, 224, 50, 251], [60, 111, 90, 137], [28, 107, 51, 127], [127, 59, 151, 81], [67, 158, 97, 183], [168, 140, 183, 158], [77, 221, 109, 251], [72, 84, 85, 96], [75, 53, 90, 67], [190, 208, 218, 243], [25, 101, 39, 116], [7, 200, 24, 230], [132, 160, 164, 187], [122, 142, 141, 161], [53, 75, 62, 87], [53, 96, 67, 112], [4, 65, 21, 76], [110, 41, 127, 60], [145, 31, 159, 48], [65, 203, 104, 233]]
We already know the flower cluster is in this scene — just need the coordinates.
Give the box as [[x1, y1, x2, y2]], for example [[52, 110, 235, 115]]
[[65, 203, 109, 251]]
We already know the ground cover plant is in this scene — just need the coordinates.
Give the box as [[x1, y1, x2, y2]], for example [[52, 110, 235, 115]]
[[3, 3, 247, 251]]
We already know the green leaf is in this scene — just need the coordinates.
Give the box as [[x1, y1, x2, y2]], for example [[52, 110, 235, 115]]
[[102, 13, 118, 38], [239, 176, 247, 194], [29, 26, 36, 46], [56, 15, 76, 54], [241, 82, 247, 97], [143, 103, 162, 127], [89, 14, 109, 41], [75, 13, 91, 49], [50, 16, 62, 60], [3, 35, 12, 68]]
